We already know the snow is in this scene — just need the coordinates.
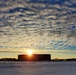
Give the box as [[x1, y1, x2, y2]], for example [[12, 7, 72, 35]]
[[0, 61, 76, 75]]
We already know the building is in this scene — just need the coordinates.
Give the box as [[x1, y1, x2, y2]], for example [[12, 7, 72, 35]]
[[18, 54, 51, 61]]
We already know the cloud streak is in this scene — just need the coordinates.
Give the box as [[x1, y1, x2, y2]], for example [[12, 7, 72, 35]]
[[0, 0, 76, 52]]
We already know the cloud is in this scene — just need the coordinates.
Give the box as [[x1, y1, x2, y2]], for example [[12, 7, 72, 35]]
[[0, 0, 76, 51]]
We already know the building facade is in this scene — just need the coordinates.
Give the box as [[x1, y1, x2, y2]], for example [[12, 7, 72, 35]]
[[18, 54, 51, 61]]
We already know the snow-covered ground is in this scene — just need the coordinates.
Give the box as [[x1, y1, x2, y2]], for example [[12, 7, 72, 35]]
[[0, 61, 76, 75]]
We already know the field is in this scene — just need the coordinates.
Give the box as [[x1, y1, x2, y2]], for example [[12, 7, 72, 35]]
[[0, 61, 76, 75]]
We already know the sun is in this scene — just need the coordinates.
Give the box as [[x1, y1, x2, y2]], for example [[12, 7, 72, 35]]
[[27, 50, 33, 56]]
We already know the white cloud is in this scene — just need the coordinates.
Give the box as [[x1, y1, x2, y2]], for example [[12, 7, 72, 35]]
[[0, 0, 76, 51]]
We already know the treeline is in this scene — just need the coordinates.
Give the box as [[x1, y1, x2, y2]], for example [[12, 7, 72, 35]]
[[0, 58, 17, 61], [0, 58, 76, 61], [51, 58, 76, 61]]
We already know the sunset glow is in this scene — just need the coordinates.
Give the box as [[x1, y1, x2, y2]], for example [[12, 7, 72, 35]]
[[27, 50, 33, 56]]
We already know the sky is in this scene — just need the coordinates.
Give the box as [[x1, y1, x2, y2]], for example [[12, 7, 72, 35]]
[[0, 0, 76, 59]]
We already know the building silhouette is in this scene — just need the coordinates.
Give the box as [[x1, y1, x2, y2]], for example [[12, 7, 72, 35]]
[[18, 54, 51, 61]]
